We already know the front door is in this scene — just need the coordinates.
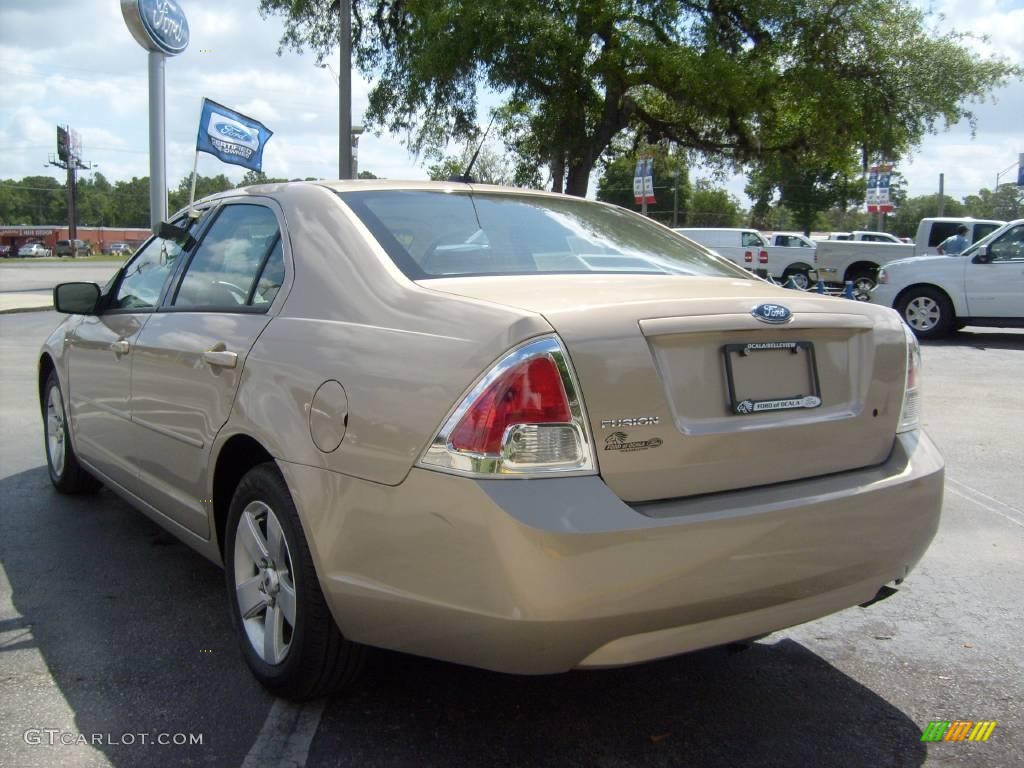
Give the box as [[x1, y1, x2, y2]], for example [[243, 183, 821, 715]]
[[67, 230, 189, 491], [965, 223, 1024, 318], [128, 201, 289, 537]]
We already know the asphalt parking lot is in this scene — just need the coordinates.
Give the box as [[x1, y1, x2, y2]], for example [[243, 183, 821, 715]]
[[1, 302, 1022, 767]]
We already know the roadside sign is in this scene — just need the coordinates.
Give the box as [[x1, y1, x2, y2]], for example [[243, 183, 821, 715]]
[[866, 163, 894, 213]]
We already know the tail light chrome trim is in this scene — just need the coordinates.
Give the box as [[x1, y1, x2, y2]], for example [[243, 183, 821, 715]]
[[418, 335, 597, 478]]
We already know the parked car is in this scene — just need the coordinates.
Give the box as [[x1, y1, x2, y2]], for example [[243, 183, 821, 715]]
[[41, 181, 943, 700], [18, 242, 50, 257], [814, 217, 1007, 293], [104, 242, 133, 256], [871, 218, 1024, 339], [673, 227, 816, 287], [0, 244, 10, 258], [55, 239, 91, 258]]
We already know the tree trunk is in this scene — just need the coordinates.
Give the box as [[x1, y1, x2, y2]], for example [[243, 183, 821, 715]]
[[550, 154, 565, 193], [565, 157, 593, 197]]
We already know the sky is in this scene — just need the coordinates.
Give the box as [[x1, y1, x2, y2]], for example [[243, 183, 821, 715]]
[[1, 0, 1021, 207]]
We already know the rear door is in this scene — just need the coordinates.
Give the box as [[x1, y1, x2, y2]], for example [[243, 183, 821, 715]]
[[128, 200, 290, 536]]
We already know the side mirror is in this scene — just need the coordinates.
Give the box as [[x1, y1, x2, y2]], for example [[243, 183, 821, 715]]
[[53, 282, 101, 315], [972, 245, 991, 264]]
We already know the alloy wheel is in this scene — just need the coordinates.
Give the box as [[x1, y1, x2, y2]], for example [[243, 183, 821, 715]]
[[233, 501, 297, 665], [904, 296, 941, 332], [46, 386, 66, 478]]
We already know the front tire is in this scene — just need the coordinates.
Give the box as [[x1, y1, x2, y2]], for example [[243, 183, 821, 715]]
[[43, 371, 101, 494], [897, 286, 955, 340], [225, 463, 364, 700]]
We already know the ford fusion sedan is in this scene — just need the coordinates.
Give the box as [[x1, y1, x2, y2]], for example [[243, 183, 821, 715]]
[[871, 218, 1024, 339], [40, 181, 944, 700]]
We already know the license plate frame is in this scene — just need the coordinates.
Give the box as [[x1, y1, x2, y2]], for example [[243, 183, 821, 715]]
[[722, 341, 822, 415]]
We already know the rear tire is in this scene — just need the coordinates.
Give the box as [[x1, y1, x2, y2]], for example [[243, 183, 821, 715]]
[[850, 270, 876, 298], [224, 463, 364, 700], [897, 286, 955, 340], [43, 371, 101, 494]]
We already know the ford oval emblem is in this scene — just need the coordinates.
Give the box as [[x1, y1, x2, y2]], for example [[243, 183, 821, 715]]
[[216, 123, 253, 142], [122, 0, 190, 57], [751, 303, 792, 324]]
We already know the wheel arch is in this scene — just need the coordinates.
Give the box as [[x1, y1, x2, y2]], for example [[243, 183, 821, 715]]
[[843, 261, 880, 281], [212, 433, 275, 558], [893, 282, 957, 314], [783, 261, 814, 274], [38, 353, 56, 415]]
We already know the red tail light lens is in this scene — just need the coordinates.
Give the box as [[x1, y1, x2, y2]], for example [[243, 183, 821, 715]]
[[449, 356, 570, 454], [419, 336, 596, 476], [759, 250, 768, 264], [744, 250, 753, 262]]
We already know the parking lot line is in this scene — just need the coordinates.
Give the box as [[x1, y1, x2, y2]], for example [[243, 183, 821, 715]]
[[946, 477, 1024, 528], [240, 698, 324, 768]]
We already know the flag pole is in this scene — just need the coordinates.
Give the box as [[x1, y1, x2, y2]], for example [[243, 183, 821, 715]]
[[187, 149, 199, 216]]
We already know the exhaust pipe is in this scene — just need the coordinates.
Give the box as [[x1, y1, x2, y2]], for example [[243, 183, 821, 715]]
[[859, 585, 898, 608]]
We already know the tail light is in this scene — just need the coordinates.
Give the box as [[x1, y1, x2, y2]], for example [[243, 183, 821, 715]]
[[759, 250, 768, 264], [744, 250, 753, 263], [419, 335, 596, 476], [897, 324, 922, 433]]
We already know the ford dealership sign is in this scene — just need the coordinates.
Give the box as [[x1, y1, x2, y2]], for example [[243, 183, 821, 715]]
[[121, 0, 190, 56]]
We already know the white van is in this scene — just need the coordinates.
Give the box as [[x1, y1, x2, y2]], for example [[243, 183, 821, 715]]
[[673, 227, 817, 287]]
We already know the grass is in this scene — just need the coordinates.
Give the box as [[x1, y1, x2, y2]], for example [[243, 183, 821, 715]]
[[0, 253, 127, 264]]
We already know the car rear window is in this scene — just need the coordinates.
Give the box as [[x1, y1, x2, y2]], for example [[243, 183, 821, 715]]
[[337, 190, 751, 280]]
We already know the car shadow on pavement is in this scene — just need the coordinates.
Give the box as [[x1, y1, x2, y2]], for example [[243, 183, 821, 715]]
[[926, 329, 1024, 351], [0, 467, 274, 767], [3, 466, 927, 768], [314, 636, 928, 765]]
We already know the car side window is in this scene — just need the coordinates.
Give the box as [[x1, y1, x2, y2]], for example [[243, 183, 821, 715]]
[[741, 232, 761, 248], [987, 225, 1024, 262], [250, 237, 285, 306], [172, 205, 281, 310], [111, 225, 193, 310]]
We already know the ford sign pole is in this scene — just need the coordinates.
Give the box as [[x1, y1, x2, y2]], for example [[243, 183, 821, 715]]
[[149, 52, 167, 230], [121, 0, 190, 233], [339, 0, 353, 180]]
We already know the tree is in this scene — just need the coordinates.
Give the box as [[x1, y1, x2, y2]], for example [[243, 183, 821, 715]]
[[260, 0, 1016, 197], [425, 139, 517, 185], [962, 184, 1024, 221], [168, 173, 235, 212], [357, 170, 379, 179], [747, 156, 865, 235], [687, 180, 742, 227], [596, 147, 690, 226], [238, 170, 289, 187], [889, 194, 966, 237]]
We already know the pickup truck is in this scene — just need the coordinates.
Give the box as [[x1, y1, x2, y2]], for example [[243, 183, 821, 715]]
[[826, 231, 903, 243], [815, 217, 1005, 292], [674, 227, 818, 288], [870, 218, 1024, 339]]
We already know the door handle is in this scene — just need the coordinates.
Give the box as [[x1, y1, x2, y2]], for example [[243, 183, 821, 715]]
[[110, 340, 130, 355], [202, 349, 238, 369]]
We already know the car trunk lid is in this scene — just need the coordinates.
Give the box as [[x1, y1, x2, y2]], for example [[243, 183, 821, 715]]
[[420, 274, 907, 501]]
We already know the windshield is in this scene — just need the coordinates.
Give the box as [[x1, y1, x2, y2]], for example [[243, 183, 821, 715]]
[[338, 190, 752, 280]]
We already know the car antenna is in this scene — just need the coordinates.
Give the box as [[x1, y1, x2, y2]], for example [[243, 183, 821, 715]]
[[448, 116, 495, 184]]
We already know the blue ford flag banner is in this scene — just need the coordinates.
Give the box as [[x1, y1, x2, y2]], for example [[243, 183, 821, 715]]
[[196, 98, 273, 172]]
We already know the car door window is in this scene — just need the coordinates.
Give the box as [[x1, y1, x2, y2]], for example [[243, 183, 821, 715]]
[[111, 222, 195, 310], [741, 232, 761, 248], [249, 237, 285, 306], [172, 205, 281, 310], [987, 225, 1024, 262]]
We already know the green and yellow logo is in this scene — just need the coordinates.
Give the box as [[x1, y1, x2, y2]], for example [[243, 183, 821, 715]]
[[921, 720, 997, 742]]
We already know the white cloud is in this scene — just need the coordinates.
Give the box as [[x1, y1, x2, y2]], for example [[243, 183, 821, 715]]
[[0, 0, 1020, 204]]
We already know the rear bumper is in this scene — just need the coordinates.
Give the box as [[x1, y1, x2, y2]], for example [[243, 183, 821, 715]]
[[280, 430, 943, 674]]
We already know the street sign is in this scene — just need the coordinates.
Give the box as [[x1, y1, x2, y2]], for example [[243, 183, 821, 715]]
[[866, 163, 894, 213]]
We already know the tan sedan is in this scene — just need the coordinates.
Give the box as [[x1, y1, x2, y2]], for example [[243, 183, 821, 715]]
[[39, 181, 943, 699]]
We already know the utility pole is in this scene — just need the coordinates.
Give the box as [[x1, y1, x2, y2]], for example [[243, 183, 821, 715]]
[[338, 0, 353, 180], [938, 173, 945, 216], [48, 125, 94, 240]]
